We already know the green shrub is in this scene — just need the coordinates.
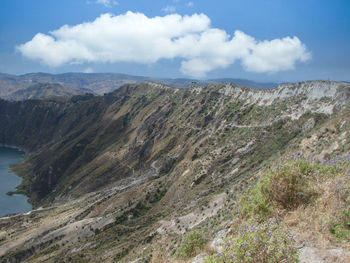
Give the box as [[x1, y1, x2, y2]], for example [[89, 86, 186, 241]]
[[205, 219, 298, 263], [261, 161, 317, 210], [241, 159, 321, 219], [207, 156, 350, 262], [331, 206, 350, 240], [240, 184, 271, 218], [331, 224, 350, 239], [176, 230, 206, 258]]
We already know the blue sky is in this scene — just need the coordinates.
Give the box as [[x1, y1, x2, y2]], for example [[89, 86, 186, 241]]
[[0, 0, 349, 82]]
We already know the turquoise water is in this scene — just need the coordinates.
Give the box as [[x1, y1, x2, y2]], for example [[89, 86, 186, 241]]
[[0, 146, 32, 217]]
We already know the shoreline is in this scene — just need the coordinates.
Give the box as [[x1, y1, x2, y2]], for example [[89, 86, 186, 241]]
[[0, 143, 27, 153], [0, 145, 32, 217]]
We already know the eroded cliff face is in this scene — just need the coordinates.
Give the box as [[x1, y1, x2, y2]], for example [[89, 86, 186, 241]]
[[0, 81, 349, 262]]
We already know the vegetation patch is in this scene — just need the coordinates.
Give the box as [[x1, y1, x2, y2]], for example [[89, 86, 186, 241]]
[[175, 230, 206, 259], [205, 155, 350, 262], [206, 218, 298, 263], [240, 156, 319, 219]]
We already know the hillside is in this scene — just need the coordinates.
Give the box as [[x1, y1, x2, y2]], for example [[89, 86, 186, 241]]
[[2, 83, 88, 101], [0, 73, 277, 99], [0, 80, 349, 262], [0, 73, 146, 98]]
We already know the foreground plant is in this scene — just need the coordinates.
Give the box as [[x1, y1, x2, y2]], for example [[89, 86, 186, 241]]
[[240, 156, 350, 220], [206, 218, 298, 263], [206, 155, 350, 262], [175, 230, 206, 259]]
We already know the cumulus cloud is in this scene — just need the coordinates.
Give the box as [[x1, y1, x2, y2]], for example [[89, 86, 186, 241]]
[[241, 37, 311, 72], [162, 5, 177, 13], [17, 12, 311, 77], [96, 0, 118, 7], [83, 67, 94, 73]]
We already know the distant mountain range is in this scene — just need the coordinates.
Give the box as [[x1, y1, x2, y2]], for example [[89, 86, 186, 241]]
[[0, 72, 278, 100], [2, 82, 86, 101]]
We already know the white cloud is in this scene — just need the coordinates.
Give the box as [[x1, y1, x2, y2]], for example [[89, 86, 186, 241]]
[[96, 0, 118, 7], [83, 67, 94, 73], [241, 37, 311, 72], [17, 12, 311, 77], [162, 5, 177, 13], [187, 2, 194, 7]]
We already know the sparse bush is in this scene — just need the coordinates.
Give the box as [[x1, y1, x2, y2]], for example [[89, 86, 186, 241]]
[[206, 155, 350, 262], [240, 183, 271, 218], [240, 157, 332, 219], [205, 219, 298, 263], [331, 223, 350, 240], [175, 230, 206, 258], [261, 160, 317, 209], [330, 203, 350, 240]]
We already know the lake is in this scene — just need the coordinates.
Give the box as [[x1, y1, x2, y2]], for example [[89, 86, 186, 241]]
[[0, 146, 32, 217]]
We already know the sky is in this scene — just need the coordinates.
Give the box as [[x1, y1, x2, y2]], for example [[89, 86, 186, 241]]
[[0, 0, 349, 82]]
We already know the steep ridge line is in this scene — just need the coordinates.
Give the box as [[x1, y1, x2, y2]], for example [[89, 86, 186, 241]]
[[0, 80, 349, 262]]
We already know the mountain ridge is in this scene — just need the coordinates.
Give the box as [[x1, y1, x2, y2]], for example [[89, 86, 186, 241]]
[[0, 72, 278, 99], [2, 82, 89, 101], [0, 80, 349, 262]]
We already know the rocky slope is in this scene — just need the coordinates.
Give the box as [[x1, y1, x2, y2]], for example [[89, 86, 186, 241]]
[[0, 80, 349, 262]]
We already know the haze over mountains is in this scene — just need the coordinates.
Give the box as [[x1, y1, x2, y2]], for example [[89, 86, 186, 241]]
[[2, 83, 86, 101], [0, 72, 278, 101]]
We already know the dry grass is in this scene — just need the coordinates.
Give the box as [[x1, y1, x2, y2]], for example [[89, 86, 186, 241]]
[[216, 157, 350, 263], [140, 157, 350, 262], [284, 173, 350, 249]]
